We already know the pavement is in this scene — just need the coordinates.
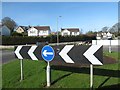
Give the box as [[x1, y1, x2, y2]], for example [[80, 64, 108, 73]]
[[1, 50, 15, 64]]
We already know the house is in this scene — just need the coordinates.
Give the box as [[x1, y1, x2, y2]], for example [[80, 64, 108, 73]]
[[96, 32, 113, 40], [61, 28, 80, 36], [51, 32, 57, 35], [27, 26, 51, 36], [0, 25, 10, 36], [96, 33, 102, 40], [106, 32, 112, 40], [15, 26, 28, 33], [102, 32, 108, 40]]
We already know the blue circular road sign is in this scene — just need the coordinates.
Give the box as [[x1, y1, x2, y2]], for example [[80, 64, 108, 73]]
[[41, 45, 55, 62]]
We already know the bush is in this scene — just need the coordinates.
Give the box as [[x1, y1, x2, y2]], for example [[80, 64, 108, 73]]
[[11, 32, 23, 36], [2, 35, 96, 45]]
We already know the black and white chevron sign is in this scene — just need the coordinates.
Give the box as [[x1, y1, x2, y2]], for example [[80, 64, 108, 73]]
[[15, 45, 103, 65], [14, 45, 43, 60], [52, 45, 103, 65]]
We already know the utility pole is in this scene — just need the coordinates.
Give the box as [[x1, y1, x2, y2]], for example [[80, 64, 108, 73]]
[[57, 16, 62, 46]]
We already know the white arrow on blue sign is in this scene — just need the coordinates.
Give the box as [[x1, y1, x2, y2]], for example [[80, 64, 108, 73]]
[[41, 45, 55, 62]]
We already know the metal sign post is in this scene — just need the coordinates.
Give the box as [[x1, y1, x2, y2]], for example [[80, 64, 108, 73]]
[[46, 61, 50, 87], [20, 59, 23, 81], [90, 64, 93, 89], [41, 45, 55, 87]]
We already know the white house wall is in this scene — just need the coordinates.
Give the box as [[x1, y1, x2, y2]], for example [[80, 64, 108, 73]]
[[71, 32, 79, 36], [77, 32, 80, 35], [38, 30, 50, 36], [71, 32, 74, 35], [16, 27, 24, 33], [61, 30, 70, 36], [28, 27, 38, 36]]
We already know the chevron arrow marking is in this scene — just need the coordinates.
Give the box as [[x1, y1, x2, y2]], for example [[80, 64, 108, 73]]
[[83, 45, 103, 65], [15, 46, 23, 59], [59, 45, 74, 63], [28, 46, 38, 60]]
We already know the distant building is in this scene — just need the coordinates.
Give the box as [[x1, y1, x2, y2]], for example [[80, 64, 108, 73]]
[[107, 32, 112, 40], [28, 26, 51, 36], [102, 32, 108, 40], [96, 32, 113, 40], [96, 33, 102, 40], [51, 32, 57, 35], [61, 28, 80, 36], [15, 26, 28, 33], [0, 25, 10, 36]]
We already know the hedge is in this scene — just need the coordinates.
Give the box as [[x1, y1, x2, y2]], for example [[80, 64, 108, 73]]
[[2, 35, 96, 45]]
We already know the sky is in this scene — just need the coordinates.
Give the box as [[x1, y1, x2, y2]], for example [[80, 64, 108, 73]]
[[1, 0, 120, 2], [2, 2, 118, 33]]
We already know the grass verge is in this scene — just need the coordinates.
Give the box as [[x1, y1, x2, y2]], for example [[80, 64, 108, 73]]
[[2, 60, 120, 88], [103, 51, 119, 60], [2, 52, 120, 88]]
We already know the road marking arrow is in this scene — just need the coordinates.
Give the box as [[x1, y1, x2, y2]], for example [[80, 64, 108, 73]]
[[43, 50, 54, 57], [59, 45, 74, 63], [15, 46, 23, 59], [28, 46, 38, 60], [83, 45, 103, 65]]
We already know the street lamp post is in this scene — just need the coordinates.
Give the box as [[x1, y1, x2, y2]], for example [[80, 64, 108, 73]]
[[57, 16, 61, 46]]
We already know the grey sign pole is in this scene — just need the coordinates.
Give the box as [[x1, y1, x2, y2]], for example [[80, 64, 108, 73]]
[[20, 59, 23, 81], [90, 64, 93, 89], [46, 61, 50, 87]]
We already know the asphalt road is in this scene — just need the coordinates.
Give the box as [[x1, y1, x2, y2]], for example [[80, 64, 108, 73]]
[[1, 45, 119, 64], [1, 50, 15, 64]]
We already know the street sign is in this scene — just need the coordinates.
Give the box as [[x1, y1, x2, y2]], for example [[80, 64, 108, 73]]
[[14, 44, 103, 87], [41, 45, 55, 87], [14, 45, 43, 60], [14, 44, 103, 88], [59, 45, 74, 63], [15, 45, 103, 65], [15, 46, 23, 59], [52, 45, 103, 65], [41, 45, 55, 62], [83, 45, 103, 65]]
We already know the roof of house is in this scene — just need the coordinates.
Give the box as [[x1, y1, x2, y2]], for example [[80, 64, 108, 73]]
[[16, 26, 29, 31], [61, 28, 79, 32], [34, 26, 50, 31]]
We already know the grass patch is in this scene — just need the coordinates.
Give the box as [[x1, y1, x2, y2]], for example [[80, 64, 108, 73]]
[[103, 51, 119, 60], [0, 64, 2, 89], [2, 59, 120, 89], [50, 63, 119, 88], [2, 60, 46, 88]]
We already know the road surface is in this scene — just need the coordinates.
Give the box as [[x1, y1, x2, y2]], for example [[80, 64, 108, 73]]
[[1, 50, 15, 64]]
